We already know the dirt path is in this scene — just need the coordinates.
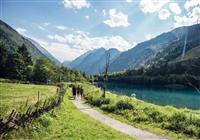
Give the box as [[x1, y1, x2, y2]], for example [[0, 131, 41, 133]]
[[72, 100, 170, 140]]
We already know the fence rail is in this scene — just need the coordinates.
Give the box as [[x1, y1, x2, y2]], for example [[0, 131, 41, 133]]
[[0, 84, 65, 138]]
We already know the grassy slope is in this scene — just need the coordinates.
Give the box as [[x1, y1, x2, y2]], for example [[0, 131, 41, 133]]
[[0, 82, 57, 117], [81, 83, 200, 140], [5, 86, 134, 140]]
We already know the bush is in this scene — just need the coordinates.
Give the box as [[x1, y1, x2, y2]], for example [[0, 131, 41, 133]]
[[133, 112, 149, 122], [167, 112, 188, 131], [90, 98, 110, 107], [115, 100, 133, 110], [143, 107, 165, 123], [101, 104, 116, 113], [184, 125, 199, 136]]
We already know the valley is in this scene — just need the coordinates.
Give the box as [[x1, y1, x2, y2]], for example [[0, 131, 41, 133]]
[[1, 0, 200, 139]]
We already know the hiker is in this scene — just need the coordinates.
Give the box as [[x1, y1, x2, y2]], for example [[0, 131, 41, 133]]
[[80, 86, 84, 99], [77, 85, 80, 100], [72, 85, 76, 99]]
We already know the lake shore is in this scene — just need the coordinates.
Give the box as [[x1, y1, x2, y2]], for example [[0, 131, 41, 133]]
[[79, 82, 200, 140]]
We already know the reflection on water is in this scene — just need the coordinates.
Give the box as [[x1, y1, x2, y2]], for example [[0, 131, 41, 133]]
[[107, 83, 200, 110]]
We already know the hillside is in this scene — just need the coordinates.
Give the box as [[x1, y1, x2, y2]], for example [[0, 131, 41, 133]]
[[0, 20, 46, 61], [27, 38, 60, 65], [68, 48, 121, 74], [109, 24, 200, 72]]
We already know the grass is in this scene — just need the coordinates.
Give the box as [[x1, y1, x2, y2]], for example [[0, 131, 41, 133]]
[[80, 82, 200, 140], [5, 85, 134, 140], [0, 82, 57, 117]]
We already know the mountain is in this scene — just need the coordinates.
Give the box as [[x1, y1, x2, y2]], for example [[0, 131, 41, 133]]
[[62, 60, 71, 67], [69, 50, 92, 68], [148, 24, 200, 65], [68, 48, 121, 74], [109, 24, 200, 72], [0, 20, 46, 61], [27, 38, 60, 65]]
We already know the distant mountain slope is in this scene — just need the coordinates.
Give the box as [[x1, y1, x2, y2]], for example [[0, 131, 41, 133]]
[[27, 38, 60, 65], [0, 20, 46, 61], [109, 24, 200, 72], [68, 48, 121, 74], [69, 50, 92, 68], [149, 24, 200, 65], [62, 60, 71, 67]]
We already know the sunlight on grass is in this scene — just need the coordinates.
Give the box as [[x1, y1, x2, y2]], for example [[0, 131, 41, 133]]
[[0, 82, 57, 117]]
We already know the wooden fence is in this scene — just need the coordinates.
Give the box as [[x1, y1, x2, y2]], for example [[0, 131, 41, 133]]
[[0, 84, 65, 138]]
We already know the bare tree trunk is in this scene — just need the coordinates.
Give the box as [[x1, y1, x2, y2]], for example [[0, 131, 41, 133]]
[[102, 52, 110, 98]]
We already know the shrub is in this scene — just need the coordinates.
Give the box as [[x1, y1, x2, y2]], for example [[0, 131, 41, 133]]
[[101, 104, 115, 113], [133, 112, 149, 122], [168, 112, 188, 131], [184, 125, 199, 136], [90, 98, 110, 107], [143, 107, 165, 123], [115, 100, 133, 110]]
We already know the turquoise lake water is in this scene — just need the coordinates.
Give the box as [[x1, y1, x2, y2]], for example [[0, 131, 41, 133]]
[[106, 83, 200, 110]]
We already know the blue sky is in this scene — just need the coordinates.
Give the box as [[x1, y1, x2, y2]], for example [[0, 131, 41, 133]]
[[1, 0, 200, 62]]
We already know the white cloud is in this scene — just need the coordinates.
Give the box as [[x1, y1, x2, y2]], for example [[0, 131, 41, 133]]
[[132, 42, 137, 47], [169, 3, 181, 15], [43, 22, 50, 26], [47, 31, 132, 52], [56, 25, 67, 30], [104, 9, 130, 27], [145, 34, 154, 40], [158, 9, 171, 20], [102, 9, 106, 16], [140, 0, 170, 13], [185, 0, 200, 10], [47, 34, 67, 43], [16, 28, 27, 35], [63, 0, 90, 10], [38, 26, 46, 31], [174, 6, 200, 28], [85, 15, 89, 20]]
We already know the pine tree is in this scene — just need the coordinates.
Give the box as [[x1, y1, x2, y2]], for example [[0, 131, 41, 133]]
[[6, 53, 26, 80], [0, 43, 8, 77], [17, 44, 32, 65]]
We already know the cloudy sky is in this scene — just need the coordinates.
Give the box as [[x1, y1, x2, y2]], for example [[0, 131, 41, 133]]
[[1, 0, 200, 62]]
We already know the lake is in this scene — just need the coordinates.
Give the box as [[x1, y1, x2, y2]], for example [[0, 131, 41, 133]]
[[106, 83, 200, 110]]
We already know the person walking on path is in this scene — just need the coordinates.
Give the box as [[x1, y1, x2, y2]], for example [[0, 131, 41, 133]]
[[80, 86, 84, 99], [72, 85, 76, 100], [77, 85, 80, 100]]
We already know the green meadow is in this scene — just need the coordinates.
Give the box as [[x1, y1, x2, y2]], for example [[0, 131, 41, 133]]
[[1, 82, 134, 140], [0, 82, 57, 117]]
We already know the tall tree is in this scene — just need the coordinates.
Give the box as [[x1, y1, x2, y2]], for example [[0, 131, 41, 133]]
[[6, 53, 26, 80], [17, 44, 32, 65], [102, 52, 110, 98], [33, 58, 56, 83], [0, 43, 8, 77]]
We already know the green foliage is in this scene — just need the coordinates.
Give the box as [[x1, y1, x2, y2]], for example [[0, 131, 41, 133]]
[[115, 100, 134, 110], [33, 57, 57, 83], [6, 52, 26, 80], [101, 104, 116, 112], [82, 83, 200, 139], [0, 43, 86, 83], [17, 44, 32, 65], [0, 43, 8, 77], [89, 97, 110, 107]]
